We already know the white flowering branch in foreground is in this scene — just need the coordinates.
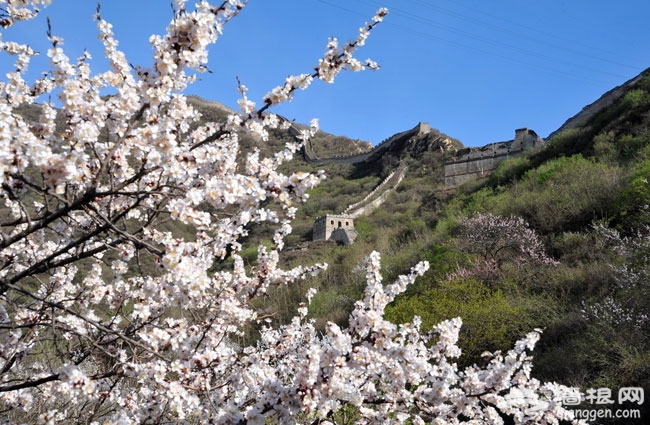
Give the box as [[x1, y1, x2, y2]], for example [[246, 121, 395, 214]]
[[0, 1, 583, 424]]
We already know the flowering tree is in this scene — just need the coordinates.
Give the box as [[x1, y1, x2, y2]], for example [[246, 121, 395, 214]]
[[456, 213, 557, 267], [0, 1, 583, 424], [451, 213, 558, 284], [582, 225, 650, 330]]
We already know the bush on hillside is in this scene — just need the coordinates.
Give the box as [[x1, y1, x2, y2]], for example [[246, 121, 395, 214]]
[[490, 155, 532, 185], [386, 277, 528, 364], [487, 155, 626, 233]]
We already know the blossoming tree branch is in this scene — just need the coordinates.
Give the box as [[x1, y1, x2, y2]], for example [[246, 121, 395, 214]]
[[0, 1, 584, 423]]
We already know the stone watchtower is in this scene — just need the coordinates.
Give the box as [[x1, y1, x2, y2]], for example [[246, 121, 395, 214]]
[[511, 128, 545, 151], [313, 214, 358, 245]]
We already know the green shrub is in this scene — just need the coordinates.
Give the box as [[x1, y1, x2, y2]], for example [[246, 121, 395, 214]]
[[401, 245, 468, 295], [240, 244, 261, 265], [461, 187, 495, 215], [615, 159, 650, 229], [624, 88, 650, 108], [490, 156, 532, 185], [307, 289, 355, 328], [352, 217, 373, 239], [538, 127, 592, 160], [386, 278, 527, 364], [550, 231, 612, 266], [593, 131, 618, 163], [619, 132, 650, 161], [482, 155, 626, 233]]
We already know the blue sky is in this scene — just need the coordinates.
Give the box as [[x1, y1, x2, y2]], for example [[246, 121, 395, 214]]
[[2, 0, 650, 147]]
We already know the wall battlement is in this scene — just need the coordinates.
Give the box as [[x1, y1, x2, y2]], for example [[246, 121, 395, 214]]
[[343, 165, 408, 218], [303, 122, 430, 165], [443, 128, 544, 187]]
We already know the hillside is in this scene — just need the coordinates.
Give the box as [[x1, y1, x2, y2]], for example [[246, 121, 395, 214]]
[[186, 95, 374, 159], [236, 67, 650, 424]]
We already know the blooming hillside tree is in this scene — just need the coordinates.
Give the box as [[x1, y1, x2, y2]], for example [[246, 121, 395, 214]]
[[450, 213, 558, 285], [582, 225, 650, 330], [0, 1, 583, 423], [456, 213, 557, 267]]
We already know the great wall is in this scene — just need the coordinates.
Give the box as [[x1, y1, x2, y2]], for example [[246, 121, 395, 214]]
[[443, 128, 545, 187], [310, 165, 409, 245], [187, 67, 650, 245], [343, 164, 408, 218], [186, 96, 542, 189], [305, 125, 545, 244], [299, 120, 544, 189], [301, 122, 434, 165]]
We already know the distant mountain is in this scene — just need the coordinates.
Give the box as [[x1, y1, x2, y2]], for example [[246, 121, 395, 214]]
[[186, 95, 374, 160]]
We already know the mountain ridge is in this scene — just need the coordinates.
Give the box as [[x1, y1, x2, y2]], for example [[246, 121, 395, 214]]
[[547, 66, 650, 140], [186, 66, 650, 174]]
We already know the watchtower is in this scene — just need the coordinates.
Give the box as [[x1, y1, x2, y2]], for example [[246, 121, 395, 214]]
[[313, 214, 357, 245]]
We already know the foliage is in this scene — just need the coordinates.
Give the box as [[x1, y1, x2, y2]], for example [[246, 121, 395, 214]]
[[422, 139, 650, 424], [484, 155, 626, 233], [537, 127, 593, 161], [560, 225, 650, 421], [302, 173, 381, 217], [490, 155, 532, 185], [615, 159, 650, 229], [386, 277, 528, 363], [623, 88, 650, 109], [582, 225, 650, 331]]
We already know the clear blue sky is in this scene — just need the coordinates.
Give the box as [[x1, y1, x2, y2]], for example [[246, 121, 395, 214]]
[[3, 0, 650, 147]]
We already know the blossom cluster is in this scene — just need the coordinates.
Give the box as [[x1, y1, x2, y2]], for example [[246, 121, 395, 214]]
[[0, 1, 583, 424], [581, 224, 650, 330], [456, 213, 557, 266], [0, 0, 51, 28], [451, 212, 558, 283], [315, 8, 387, 84]]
